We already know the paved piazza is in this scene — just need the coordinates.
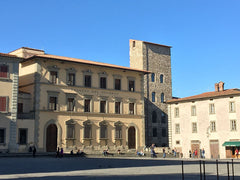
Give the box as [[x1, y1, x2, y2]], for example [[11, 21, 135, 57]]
[[0, 157, 239, 179]]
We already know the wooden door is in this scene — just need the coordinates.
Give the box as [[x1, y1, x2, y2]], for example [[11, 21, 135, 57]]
[[210, 140, 219, 159], [128, 126, 135, 149], [46, 124, 57, 152], [191, 143, 200, 158]]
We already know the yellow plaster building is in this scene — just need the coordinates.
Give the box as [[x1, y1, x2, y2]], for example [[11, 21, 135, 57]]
[[10, 47, 149, 152]]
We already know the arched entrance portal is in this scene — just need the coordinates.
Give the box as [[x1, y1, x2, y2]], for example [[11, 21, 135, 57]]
[[128, 126, 136, 149], [46, 124, 57, 152]]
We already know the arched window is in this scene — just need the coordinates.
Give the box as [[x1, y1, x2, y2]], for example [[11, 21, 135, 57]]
[[152, 92, 155, 102], [161, 93, 164, 103], [152, 111, 157, 123], [151, 73, 155, 82], [160, 74, 163, 83]]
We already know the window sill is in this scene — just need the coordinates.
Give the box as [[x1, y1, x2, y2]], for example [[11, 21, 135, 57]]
[[0, 78, 11, 82], [66, 138, 76, 140]]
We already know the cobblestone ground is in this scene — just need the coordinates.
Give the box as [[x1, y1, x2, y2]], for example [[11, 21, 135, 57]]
[[0, 157, 239, 180]]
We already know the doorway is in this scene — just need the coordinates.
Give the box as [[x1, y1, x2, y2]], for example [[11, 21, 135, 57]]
[[46, 124, 57, 152], [128, 126, 136, 149]]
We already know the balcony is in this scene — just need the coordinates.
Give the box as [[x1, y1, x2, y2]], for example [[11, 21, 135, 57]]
[[17, 112, 34, 119]]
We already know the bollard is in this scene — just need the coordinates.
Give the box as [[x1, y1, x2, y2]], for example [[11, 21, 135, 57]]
[[182, 160, 184, 180], [203, 161, 206, 180], [216, 160, 219, 180], [227, 161, 230, 180], [232, 159, 234, 180], [199, 160, 202, 180]]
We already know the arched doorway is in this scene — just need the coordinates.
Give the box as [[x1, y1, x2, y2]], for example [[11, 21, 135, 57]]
[[46, 124, 57, 152], [128, 126, 136, 149]]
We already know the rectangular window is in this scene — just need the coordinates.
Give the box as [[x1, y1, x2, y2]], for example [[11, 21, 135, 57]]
[[162, 128, 166, 137], [67, 125, 75, 139], [209, 104, 215, 114], [100, 125, 107, 139], [192, 122, 197, 133], [115, 126, 122, 139], [85, 75, 91, 87], [210, 121, 216, 132], [191, 106, 196, 116], [175, 124, 180, 134], [19, 129, 27, 144], [0, 65, 8, 78], [129, 103, 134, 114], [229, 102, 235, 113], [100, 77, 107, 89], [152, 92, 155, 102], [84, 99, 91, 112], [0, 129, 5, 144], [153, 128, 157, 137], [175, 107, 179, 118], [230, 120, 237, 131], [114, 79, 121, 90], [129, 80, 135, 92], [0, 97, 7, 112], [67, 73, 75, 86], [100, 101, 106, 113], [176, 140, 180, 145], [115, 102, 121, 114], [84, 125, 91, 139], [18, 103, 23, 113], [49, 97, 57, 110], [50, 71, 58, 84], [67, 98, 75, 111]]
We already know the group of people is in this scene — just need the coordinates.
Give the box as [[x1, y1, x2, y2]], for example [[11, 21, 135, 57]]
[[56, 147, 64, 158], [189, 148, 205, 158]]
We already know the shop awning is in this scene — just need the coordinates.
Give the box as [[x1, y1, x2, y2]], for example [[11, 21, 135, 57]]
[[222, 141, 240, 147]]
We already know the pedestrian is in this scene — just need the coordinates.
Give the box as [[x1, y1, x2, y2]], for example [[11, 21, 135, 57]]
[[202, 148, 205, 159], [32, 146, 36, 158], [194, 149, 198, 158], [189, 150, 192, 158], [60, 148, 64, 158], [235, 148, 239, 159], [56, 147, 60, 158], [163, 148, 166, 158]]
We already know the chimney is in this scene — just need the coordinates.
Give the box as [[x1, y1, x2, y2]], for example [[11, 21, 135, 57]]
[[219, 81, 224, 91], [215, 83, 219, 92]]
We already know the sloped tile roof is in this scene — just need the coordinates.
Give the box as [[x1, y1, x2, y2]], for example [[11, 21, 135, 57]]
[[167, 89, 240, 103]]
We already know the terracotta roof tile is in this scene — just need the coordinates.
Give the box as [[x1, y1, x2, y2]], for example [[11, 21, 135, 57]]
[[167, 89, 240, 103], [26, 54, 150, 74]]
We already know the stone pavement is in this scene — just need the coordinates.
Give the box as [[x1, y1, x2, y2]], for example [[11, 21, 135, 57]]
[[0, 156, 239, 179]]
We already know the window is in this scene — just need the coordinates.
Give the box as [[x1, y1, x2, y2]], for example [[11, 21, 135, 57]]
[[132, 41, 135, 47], [192, 122, 197, 133], [0, 97, 8, 112], [153, 128, 157, 137], [175, 124, 180, 134], [162, 128, 166, 137], [100, 77, 107, 89], [152, 92, 155, 102], [161, 112, 166, 123], [0, 128, 5, 144], [209, 104, 215, 114], [85, 75, 91, 87], [19, 129, 27, 144], [230, 120, 237, 131], [67, 125, 75, 139], [152, 111, 157, 123], [151, 73, 155, 82], [115, 121, 123, 139], [18, 103, 23, 113], [129, 103, 134, 114], [114, 79, 121, 90], [191, 106, 196, 116], [83, 120, 92, 139], [161, 93, 164, 103], [129, 80, 135, 92], [229, 102, 235, 113], [100, 121, 108, 139], [50, 71, 58, 84], [160, 74, 163, 83], [67, 98, 75, 111], [176, 140, 180, 145], [67, 73, 75, 86], [210, 121, 216, 132], [115, 102, 121, 114], [0, 64, 8, 78], [175, 107, 179, 118], [84, 99, 91, 112], [49, 97, 57, 110], [100, 101, 106, 113]]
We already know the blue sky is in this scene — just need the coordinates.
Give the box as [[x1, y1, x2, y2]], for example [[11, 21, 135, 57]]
[[0, 0, 239, 98]]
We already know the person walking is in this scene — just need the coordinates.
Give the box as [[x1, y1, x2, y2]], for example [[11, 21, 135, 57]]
[[56, 147, 60, 158], [163, 148, 166, 158], [32, 146, 36, 158], [235, 148, 239, 159], [202, 148, 205, 159]]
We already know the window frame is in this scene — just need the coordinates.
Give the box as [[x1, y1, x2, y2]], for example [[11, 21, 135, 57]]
[[153, 128, 157, 137], [160, 74, 164, 83], [152, 92, 155, 102], [191, 105, 196, 116], [229, 102, 235, 113], [174, 107, 179, 118], [210, 121, 216, 132], [209, 104, 215, 114], [0, 96, 8, 113], [129, 102, 134, 115], [192, 122, 197, 133], [230, 119, 237, 131], [0, 64, 9, 79], [0, 128, 6, 144], [175, 123, 180, 134], [18, 128, 28, 145], [151, 73, 155, 82], [100, 100, 106, 113], [115, 101, 121, 114]]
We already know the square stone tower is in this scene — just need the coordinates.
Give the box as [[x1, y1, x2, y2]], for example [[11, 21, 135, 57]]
[[130, 39, 172, 147]]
